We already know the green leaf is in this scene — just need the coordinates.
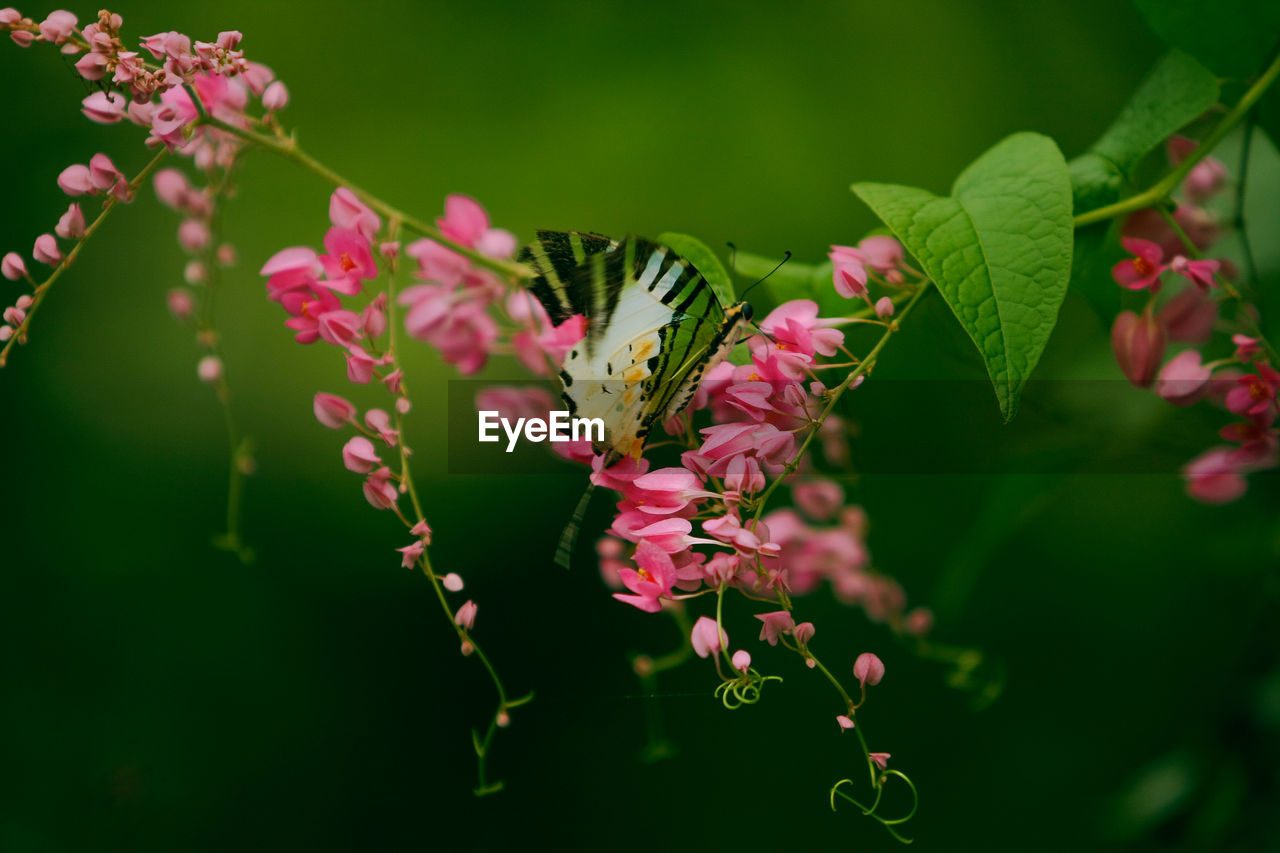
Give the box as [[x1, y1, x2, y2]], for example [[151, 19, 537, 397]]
[[1090, 50, 1220, 170], [658, 232, 736, 306], [853, 132, 1073, 421]]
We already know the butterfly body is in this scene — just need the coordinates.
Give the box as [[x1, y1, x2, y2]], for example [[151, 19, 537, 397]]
[[522, 230, 751, 466]]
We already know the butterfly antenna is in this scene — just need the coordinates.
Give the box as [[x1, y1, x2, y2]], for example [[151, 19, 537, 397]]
[[726, 241, 739, 276], [554, 481, 597, 569], [741, 250, 791, 301]]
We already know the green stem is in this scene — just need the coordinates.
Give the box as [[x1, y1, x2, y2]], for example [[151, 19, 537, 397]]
[[1, 147, 169, 367], [1074, 50, 1280, 228], [383, 220, 526, 795], [195, 116, 532, 281]]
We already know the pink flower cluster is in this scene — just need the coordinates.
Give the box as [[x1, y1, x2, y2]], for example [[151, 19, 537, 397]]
[[1108, 136, 1278, 502]]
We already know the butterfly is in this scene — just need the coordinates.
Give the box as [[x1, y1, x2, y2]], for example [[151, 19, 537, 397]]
[[521, 230, 754, 468]]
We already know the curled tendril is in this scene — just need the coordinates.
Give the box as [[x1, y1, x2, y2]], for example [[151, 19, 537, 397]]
[[713, 668, 782, 709], [830, 769, 920, 845]]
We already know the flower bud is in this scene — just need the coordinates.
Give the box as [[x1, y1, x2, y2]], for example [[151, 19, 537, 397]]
[[1111, 309, 1166, 388], [32, 233, 61, 265], [690, 616, 727, 659], [1156, 350, 1212, 406], [196, 355, 222, 383], [313, 392, 356, 428], [731, 650, 752, 673], [853, 652, 885, 687], [454, 600, 478, 631], [1, 252, 27, 280], [342, 436, 381, 474], [442, 573, 464, 592], [262, 80, 289, 112]]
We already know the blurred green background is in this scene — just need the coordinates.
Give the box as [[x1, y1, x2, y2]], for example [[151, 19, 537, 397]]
[[3, 1, 1279, 850]]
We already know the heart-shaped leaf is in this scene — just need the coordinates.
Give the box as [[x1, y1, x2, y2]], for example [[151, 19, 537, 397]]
[[854, 132, 1073, 420]]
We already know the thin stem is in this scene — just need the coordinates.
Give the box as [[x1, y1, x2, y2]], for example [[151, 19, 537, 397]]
[[1, 147, 169, 366], [1074, 49, 1280, 227], [750, 281, 932, 519], [382, 221, 526, 795], [195, 115, 532, 281]]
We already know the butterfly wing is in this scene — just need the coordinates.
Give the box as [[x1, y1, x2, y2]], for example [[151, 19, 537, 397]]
[[522, 231, 750, 465]]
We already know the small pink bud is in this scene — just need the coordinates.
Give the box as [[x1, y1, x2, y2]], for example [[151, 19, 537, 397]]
[[4, 307, 26, 325], [793, 622, 815, 644], [836, 715, 855, 730], [74, 51, 108, 81], [853, 652, 885, 687], [1, 252, 27, 280], [87, 153, 121, 191], [262, 80, 289, 111], [454, 600, 477, 631], [196, 355, 222, 383], [904, 607, 934, 637], [410, 519, 433, 543], [1111, 309, 1166, 388], [167, 289, 194, 320], [184, 260, 206, 284], [690, 616, 727, 659], [395, 397, 411, 415], [1233, 334, 1261, 363], [15, 294, 33, 310], [342, 436, 381, 473], [1, 8, 23, 26], [731, 650, 752, 673], [32, 234, 61, 265], [0, 325, 12, 341], [153, 169, 190, 209], [442, 573, 464, 592], [496, 710, 511, 728], [313, 392, 356, 429], [57, 164, 94, 196], [178, 219, 210, 252], [379, 241, 400, 259], [216, 243, 236, 266], [460, 641, 474, 657], [9, 29, 34, 47], [396, 540, 424, 568], [55, 203, 85, 239], [874, 296, 895, 318], [870, 753, 890, 771]]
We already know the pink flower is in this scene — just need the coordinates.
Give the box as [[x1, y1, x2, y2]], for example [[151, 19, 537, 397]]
[[54, 203, 85, 239], [57, 164, 94, 196], [32, 234, 61, 265], [1111, 309, 1166, 388], [313, 392, 356, 428], [362, 466, 399, 510], [316, 309, 363, 347], [758, 300, 843, 358], [2, 252, 28, 280], [1111, 238, 1166, 291], [755, 610, 795, 646], [1225, 363, 1280, 418], [628, 467, 717, 515], [149, 85, 199, 148], [318, 227, 378, 295], [1183, 447, 1247, 504], [731, 650, 752, 673], [167, 289, 194, 320], [1158, 287, 1217, 343], [870, 753, 891, 771], [853, 652, 885, 687], [37, 10, 76, 44], [454, 600, 477, 631], [329, 187, 381, 242], [74, 51, 108, 81], [178, 219, 210, 252], [792, 479, 844, 522], [262, 80, 289, 111], [830, 245, 869, 298], [904, 607, 934, 636], [690, 616, 728, 659], [836, 715, 855, 730], [442, 573, 464, 591], [857, 235, 904, 274], [261, 246, 323, 300], [196, 356, 223, 383], [1233, 334, 1261, 363], [365, 409, 399, 446], [1168, 255, 1219, 291], [397, 541, 424, 568], [613, 539, 678, 613], [436, 194, 516, 258], [1156, 350, 1212, 406], [342, 436, 381, 473], [81, 90, 127, 124], [410, 519, 433, 543], [794, 622, 815, 644], [153, 169, 191, 210]]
